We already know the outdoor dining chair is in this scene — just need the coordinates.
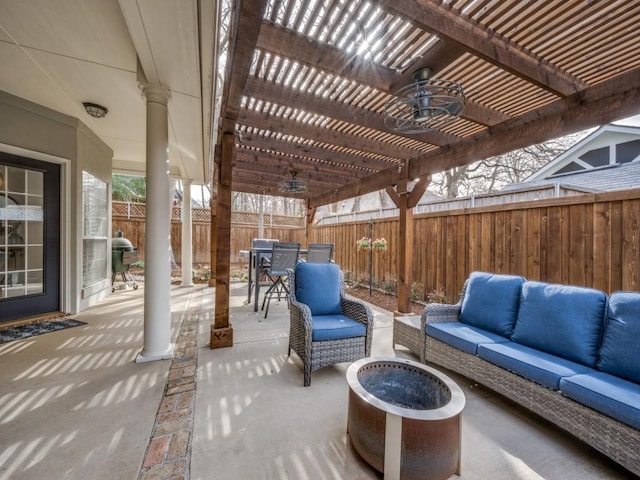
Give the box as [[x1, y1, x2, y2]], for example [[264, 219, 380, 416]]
[[261, 242, 300, 318], [251, 238, 278, 285], [305, 243, 334, 263], [287, 262, 373, 386]]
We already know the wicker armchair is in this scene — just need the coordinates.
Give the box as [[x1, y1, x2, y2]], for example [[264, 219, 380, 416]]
[[287, 262, 373, 386]]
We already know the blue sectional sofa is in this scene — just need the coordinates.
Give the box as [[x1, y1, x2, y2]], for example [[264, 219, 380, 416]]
[[419, 271, 640, 476]]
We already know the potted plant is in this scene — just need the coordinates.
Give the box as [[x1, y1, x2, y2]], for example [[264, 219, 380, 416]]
[[357, 236, 371, 251], [372, 238, 387, 251]]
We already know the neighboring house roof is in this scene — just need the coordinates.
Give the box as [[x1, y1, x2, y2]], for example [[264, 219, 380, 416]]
[[521, 124, 640, 183], [503, 160, 640, 193]]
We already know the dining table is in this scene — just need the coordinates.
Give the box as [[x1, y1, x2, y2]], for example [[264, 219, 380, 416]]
[[239, 246, 307, 312]]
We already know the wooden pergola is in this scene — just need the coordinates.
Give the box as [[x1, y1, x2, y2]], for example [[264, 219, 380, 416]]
[[210, 0, 640, 347]]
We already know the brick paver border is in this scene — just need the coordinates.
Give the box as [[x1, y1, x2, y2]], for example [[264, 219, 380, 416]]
[[138, 286, 204, 480]]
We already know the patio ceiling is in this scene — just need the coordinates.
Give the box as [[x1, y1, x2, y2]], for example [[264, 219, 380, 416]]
[[220, 0, 640, 207]]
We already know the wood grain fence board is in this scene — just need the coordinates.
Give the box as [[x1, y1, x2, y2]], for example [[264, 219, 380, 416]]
[[568, 204, 588, 287], [456, 215, 468, 292], [539, 208, 548, 282], [418, 218, 434, 297], [495, 211, 507, 273], [546, 206, 562, 283], [593, 202, 612, 293], [446, 216, 457, 301], [439, 218, 448, 296], [560, 205, 571, 285], [610, 201, 623, 292], [622, 198, 640, 291], [479, 212, 493, 273], [467, 213, 477, 274], [585, 204, 595, 289], [415, 220, 429, 301], [526, 209, 541, 280], [509, 209, 524, 275]]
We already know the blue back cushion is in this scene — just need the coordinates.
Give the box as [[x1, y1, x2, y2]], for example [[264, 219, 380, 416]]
[[512, 281, 607, 367], [459, 271, 525, 337], [597, 292, 640, 384], [295, 262, 342, 316]]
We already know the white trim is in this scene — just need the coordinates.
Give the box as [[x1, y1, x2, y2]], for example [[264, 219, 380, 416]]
[[0, 143, 72, 314], [81, 278, 111, 299], [524, 124, 640, 181]]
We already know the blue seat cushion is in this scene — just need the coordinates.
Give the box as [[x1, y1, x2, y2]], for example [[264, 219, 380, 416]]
[[511, 281, 607, 367], [426, 322, 509, 355], [559, 372, 640, 430], [478, 342, 592, 390], [311, 314, 366, 341], [597, 291, 640, 384], [295, 262, 342, 315], [459, 271, 525, 337]]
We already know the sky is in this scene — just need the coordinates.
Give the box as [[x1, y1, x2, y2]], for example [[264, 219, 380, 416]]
[[614, 114, 640, 126]]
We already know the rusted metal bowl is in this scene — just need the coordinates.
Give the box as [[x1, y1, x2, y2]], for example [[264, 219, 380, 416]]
[[347, 357, 465, 480]]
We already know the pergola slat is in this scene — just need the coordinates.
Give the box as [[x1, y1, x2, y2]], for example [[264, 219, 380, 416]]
[[213, 0, 640, 331]]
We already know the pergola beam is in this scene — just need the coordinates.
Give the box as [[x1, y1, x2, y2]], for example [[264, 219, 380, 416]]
[[257, 20, 396, 91], [237, 109, 421, 160], [219, 0, 267, 136], [256, 21, 510, 127], [308, 67, 640, 208], [235, 148, 372, 179], [234, 157, 355, 186], [244, 76, 459, 146], [378, 0, 588, 97], [237, 131, 397, 171], [410, 66, 640, 178]]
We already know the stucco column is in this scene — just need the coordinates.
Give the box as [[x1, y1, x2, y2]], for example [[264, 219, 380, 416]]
[[181, 178, 194, 287], [137, 84, 174, 363]]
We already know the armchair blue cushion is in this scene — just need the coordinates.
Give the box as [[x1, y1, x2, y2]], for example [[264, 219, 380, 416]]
[[311, 314, 367, 341], [512, 281, 607, 367], [459, 271, 525, 337], [597, 291, 640, 384], [294, 262, 342, 315]]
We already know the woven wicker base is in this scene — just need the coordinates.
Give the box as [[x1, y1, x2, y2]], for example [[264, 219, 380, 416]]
[[425, 336, 640, 476], [392, 315, 423, 359]]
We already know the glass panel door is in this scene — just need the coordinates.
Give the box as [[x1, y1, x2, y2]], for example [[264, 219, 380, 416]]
[[0, 153, 60, 323], [0, 165, 44, 298]]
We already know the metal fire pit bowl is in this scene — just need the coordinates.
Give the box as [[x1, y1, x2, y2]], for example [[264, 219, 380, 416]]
[[346, 357, 465, 480]]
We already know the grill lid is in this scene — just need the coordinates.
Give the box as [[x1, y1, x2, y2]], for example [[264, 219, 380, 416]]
[[112, 230, 133, 249]]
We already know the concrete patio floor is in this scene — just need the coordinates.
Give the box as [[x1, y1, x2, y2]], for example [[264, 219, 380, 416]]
[[0, 282, 635, 479]]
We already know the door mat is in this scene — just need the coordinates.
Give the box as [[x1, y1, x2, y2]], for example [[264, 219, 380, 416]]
[[0, 319, 87, 344]]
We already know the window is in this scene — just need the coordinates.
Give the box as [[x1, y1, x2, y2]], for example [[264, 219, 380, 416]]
[[579, 146, 610, 168], [0, 165, 44, 298], [616, 140, 640, 164], [82, 172, 108, 288]]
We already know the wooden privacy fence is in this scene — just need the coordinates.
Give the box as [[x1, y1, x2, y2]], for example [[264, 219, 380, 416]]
[[113, 190, 640, 304], [311, 189, 640, 304], [112, 202, 306, 266]]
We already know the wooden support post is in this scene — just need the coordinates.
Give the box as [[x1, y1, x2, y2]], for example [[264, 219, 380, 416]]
[[208, 145, 220, 288], [391, 168, 432, 316], [397, 180, 413, 315], [211, 133, 234, 349]]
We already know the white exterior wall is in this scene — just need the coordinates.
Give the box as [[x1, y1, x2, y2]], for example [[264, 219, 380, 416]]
[[0, 91, 113, 315]]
